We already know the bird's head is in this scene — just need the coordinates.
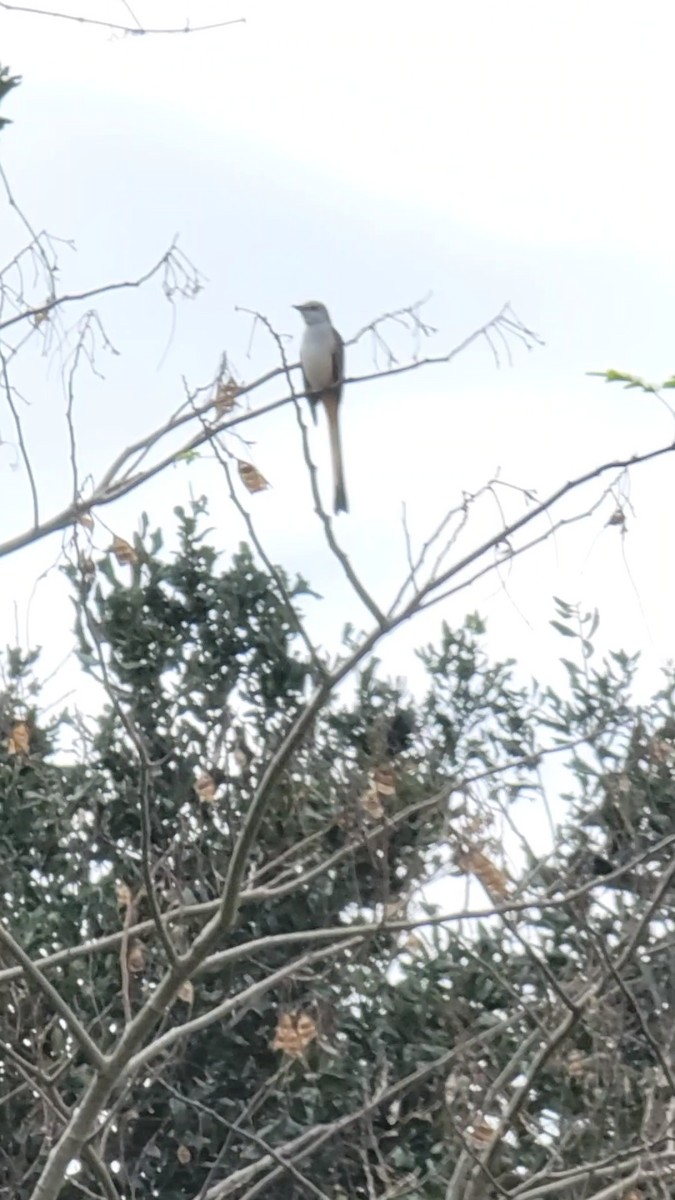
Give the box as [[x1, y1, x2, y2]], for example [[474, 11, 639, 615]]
[[293, 300, 330, 326]]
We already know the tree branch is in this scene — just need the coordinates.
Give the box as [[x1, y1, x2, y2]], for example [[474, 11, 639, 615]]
[[0, 924, 107, 1072], [0, 2, 245, 36]]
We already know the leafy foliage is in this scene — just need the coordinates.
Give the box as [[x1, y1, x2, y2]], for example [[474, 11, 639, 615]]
[[0, 64, 20, 131], [3, 505, 675, 1199]]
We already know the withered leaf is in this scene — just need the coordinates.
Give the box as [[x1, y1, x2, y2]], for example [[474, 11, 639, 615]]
[[372, 765, 396, 796], [272, 1010, 317, 1057], [403, 933, 426, 957], [116, 881, 133, 910], [195, 771, 217, 804], [358, 784, 384, 820], [112, 535, 138, 566], [214, 378, 241, 415], [457, 847, 510, 899], [6, 720, 30, 756], [127, 941, 145, 974], [238, 461, 270, 494], [466, 1119, 496, 1149], [177, 979, 194, 1005], [359, 763, 396, 818]]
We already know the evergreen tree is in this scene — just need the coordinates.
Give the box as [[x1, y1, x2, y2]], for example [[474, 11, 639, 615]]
[[2, 506, 674, 1199]]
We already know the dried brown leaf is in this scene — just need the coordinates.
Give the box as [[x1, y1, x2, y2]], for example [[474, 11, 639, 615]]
[[177, 979, 195, 1005], [176, 1145, 191, 1165], [372, 765, 396, 796], [6, 720, 30, 756], [238, 461, 270, 494], [116, 882, 133, 910], [359, 784, 384, 819], [127, 941, 145, 974], [359, 763, 397, 818], [112, 535, 138, 566], [466, 1118, 496, 1149], [272, 1010, 317, 1057], [195, 771, 217, 803], [457, 848, 510, 899], [403, 933, 426, 956], [214, 378, 241, 415]]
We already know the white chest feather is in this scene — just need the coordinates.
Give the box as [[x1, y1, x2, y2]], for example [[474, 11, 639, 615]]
[[301, 324, 337, 389]]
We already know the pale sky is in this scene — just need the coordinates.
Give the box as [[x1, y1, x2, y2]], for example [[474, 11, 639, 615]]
[[2, 0, 675, 740]]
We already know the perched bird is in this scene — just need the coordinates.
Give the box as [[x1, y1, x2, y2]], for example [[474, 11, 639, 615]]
[[294, 300, 348, 514]]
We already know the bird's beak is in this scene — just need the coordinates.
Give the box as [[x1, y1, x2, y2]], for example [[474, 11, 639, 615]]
[[292, 304, 303, 311]]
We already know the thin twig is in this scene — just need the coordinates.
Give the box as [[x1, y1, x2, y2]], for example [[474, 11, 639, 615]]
[[0, 2, 245, 37], [158, 1080, 331, 1200], [0, 924, 106, 1071]]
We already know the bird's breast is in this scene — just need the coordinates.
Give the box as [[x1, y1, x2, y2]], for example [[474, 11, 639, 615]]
[[301, 328, 337, 389]]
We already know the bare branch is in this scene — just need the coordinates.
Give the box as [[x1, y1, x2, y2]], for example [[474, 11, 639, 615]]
[[119, 938, 362, 1086], [2, 761, 670, 989], [198, 1004, 534, 1200], [0, 239, 202, 335], [0, 302, 538, 564], [189, 387, 327, 682], [0, 923, 106, 1072], [3, 1046, 121, 1200], [158, 1080, 331, 1200], [0, 2, 245, 36]]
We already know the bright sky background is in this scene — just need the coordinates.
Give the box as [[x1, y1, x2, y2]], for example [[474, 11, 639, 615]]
[[2, 1, 675, 844]]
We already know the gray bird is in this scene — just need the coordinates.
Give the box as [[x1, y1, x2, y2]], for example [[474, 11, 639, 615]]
[[294, 300, 347, 514]]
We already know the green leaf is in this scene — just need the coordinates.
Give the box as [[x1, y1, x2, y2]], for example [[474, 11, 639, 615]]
[[0, 65, 21, 132], [587, 368, 656, 393], [550, 620, 576, 638]]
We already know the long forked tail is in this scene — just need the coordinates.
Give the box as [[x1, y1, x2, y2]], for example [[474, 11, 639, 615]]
[[322, 393, 348, 515]]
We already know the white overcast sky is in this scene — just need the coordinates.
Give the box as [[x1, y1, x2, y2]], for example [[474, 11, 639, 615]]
[[2, 0, 675, 734]]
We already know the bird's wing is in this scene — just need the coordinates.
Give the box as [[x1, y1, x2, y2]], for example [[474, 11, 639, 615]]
[[331, 328, 344, 401], [301, 365, 319, 424]]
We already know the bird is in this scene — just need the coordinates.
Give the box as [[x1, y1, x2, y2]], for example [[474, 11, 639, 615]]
[[294, 300, 348, 515]]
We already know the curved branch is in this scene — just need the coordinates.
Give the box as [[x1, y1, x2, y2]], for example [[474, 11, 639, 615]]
[[3, 787, 673, 988], [0, 2, 245, 37], [197, 1004, 535, 1200], [0, 302, 531, 563], [0, 239, 201, 335]]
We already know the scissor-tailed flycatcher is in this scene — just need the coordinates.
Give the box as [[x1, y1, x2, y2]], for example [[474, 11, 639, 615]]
[[294, 300, 348, 515]]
